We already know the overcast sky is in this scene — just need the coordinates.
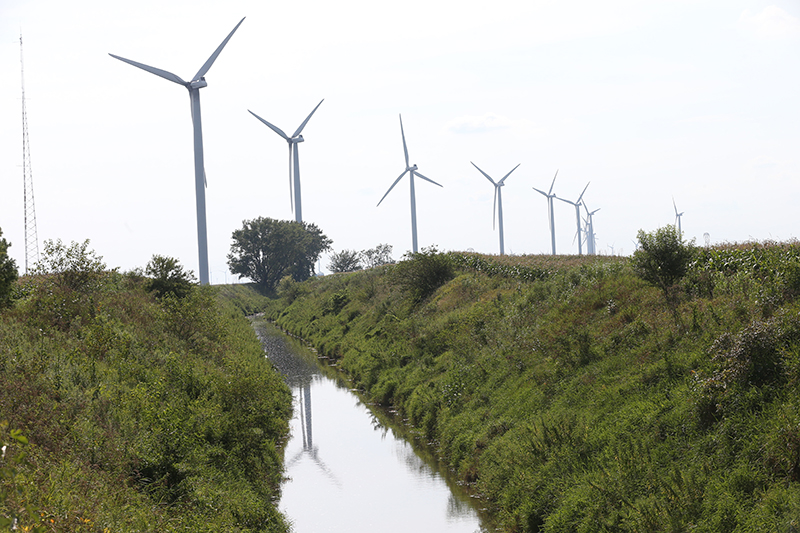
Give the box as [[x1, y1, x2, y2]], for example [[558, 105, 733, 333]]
[[1, 0, 798, 281]]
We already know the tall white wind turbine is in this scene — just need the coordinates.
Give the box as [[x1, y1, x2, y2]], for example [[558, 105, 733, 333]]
[[556, 182, 590, 255], [109, 17, 245, 285], [673, 197, 684, 234], [472, 162, 519, 255], [248, 99, 324, 223], [377, 115, 443, 253], [533, 170, 559, 255]]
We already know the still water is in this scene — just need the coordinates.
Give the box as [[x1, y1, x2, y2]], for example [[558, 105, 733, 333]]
[[253, 320, 489, 533]]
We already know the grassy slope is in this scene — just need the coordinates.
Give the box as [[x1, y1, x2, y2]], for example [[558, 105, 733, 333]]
[[266, 248, 800, 532], [0, 273, 291, 532]]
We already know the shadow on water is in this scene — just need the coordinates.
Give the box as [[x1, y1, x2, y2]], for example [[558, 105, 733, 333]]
[[251, 318, 494, 533]]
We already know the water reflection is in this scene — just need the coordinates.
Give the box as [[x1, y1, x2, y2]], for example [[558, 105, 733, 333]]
[[252, 319, 489, 533]]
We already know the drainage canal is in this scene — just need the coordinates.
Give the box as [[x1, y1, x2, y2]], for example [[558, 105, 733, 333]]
[[253, 319, 490, 533]]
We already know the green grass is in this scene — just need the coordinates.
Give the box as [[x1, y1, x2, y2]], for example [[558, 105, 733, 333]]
[[1, 270, 292, 532], [266, 247, 800, 532]]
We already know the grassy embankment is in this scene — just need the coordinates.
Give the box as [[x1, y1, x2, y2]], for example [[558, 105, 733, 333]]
[[266, 245, 800, 532], [1, 264, 290, 531]]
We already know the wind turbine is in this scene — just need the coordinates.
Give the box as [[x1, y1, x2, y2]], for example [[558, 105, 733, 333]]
[[583, 203, 600, 255], [248, 99, 324, 223], [533, 170, 559, 255], [471, 162, 520, 255], [556, 182, 590, 255], [673, 197, 684, 234], [377, 114, 443, 253], [109, 17, 245, 286]]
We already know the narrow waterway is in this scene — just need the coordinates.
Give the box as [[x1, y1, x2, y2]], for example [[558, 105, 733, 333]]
[[253, 320, 490, 533]]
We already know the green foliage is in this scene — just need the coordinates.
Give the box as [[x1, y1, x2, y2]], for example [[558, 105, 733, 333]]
[[328, 249, 362, 273], [31, 239, 109, 292], [0, 229, 17, 309], [144, 254, 196, 298], [267, 244, 800, 532], [392, 246, 455, 303], [631, 225, 696, 295], [227, 217, 332, 291], [0, 249, 292, 531], [360, 243, 394, 268]]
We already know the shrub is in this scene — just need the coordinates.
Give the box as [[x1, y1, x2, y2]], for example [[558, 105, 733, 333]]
[[144, 254, 196, 298], [328, 249, 362, 273], [392, 246, 455, 303]]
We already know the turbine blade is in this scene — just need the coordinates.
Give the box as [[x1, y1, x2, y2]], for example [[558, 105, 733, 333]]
[[377, 169, 409, 206], [292, 99, 324, 138], [399, 114, 409, 168], [248, 110, 290, 140], [548, 169, 558, 195], [498, 163, 520, 185], [673, 197, 678, 216], [471, 162, 496, 185], [414, 170, 443, 188], [577, 182, 590, 203], [193, 17, 245, 80], [532, 187, 549, 197], [108, 53, 186, 85], [556, 196, 575, 206]]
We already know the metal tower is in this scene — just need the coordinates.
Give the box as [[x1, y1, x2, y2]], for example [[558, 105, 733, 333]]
[[20, 33, 39, 274]]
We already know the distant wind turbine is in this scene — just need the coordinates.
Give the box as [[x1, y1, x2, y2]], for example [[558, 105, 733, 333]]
[[556, 182, 590, 255], [109, 17, 245, 285], [673, 197, 684, 234], [472, 162, 519, 255], [583, 203, 600, 255], [377, 114, 443, 253], [248, 99, 324, 223], [533, 170, 559, 255]]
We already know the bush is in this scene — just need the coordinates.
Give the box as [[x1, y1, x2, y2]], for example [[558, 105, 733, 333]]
[[328, 249, 362, 273], [144, 254, 196, 299], [631, 225, 695, 295], [392, 246, 455, 303], [0, 228, 17, 308]]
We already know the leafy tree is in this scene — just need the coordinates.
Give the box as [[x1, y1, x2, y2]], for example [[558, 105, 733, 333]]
[[360, 243, 394, 268], [145, 255, 196, 299], [328, 249, 362, 273], [227, 217, 332, 291], [0, 227, 18, 308], [631, 225, 696, 296]]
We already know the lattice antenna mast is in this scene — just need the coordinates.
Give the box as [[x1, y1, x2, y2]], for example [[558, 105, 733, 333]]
[[20, 33, 39, 274]]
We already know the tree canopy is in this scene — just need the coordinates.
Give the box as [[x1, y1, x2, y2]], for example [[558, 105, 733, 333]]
[[227, 217, 331, 291], [631, 225, 696, 295]]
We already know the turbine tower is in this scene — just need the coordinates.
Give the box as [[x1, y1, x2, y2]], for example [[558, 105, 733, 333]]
[[20, 33, 39, 274], [109, 17, 245, 285], [249, 99, 324, 223], [377, 115, 443, 253], [673, 197, 684, 234], [471, 162, 519, 255], [556, 182, 590, 255], [533, 170, 559, 255]]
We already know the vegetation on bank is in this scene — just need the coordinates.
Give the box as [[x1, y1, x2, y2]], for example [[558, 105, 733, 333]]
[[0, 240, 291, 532], [266, 237, 800, 532]]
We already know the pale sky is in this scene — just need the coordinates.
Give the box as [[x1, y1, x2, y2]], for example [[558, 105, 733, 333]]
[[1, 0, 798, 281]]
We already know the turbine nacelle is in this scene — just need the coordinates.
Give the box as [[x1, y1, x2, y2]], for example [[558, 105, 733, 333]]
[[189, 78, 208, 89], [291, 136, 305, 144], [409, 164, 418, 171]]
